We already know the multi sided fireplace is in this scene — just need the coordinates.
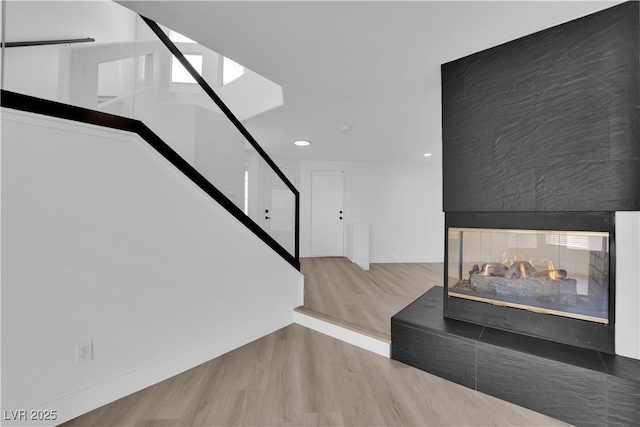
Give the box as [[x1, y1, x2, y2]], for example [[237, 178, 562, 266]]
[[444, 211, 615, 353]]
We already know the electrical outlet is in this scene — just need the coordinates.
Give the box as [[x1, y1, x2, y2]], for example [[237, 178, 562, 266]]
[[76, 341, 93, 364]]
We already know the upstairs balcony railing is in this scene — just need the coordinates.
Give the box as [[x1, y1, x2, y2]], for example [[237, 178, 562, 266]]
[[1, 1, 299, 269]]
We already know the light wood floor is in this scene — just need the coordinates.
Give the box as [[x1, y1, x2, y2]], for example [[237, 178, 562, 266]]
[[62, 324, 568, 427], [301, 257, 443, 338]]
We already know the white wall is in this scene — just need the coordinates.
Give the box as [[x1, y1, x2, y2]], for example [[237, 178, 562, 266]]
[[194, 106, 246, 209], [3, 1, 137, 44], [299, 160, 443, 263], [133, 102, 197, 163], [132, 102, 247, 208], [615, 211, 640, 360], [3, 44, 66, 102], [1, 110, 303, 425], [217, 69, 284, 122], [97, 57, 136, 98], [2, 0, 137, 102]]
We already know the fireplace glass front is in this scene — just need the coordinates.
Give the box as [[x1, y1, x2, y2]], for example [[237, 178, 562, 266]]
[[447, 227, 610, 324]]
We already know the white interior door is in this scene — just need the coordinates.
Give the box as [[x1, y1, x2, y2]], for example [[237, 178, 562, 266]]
[[263, 166, 296, 256], [311, 170, 344, 256]]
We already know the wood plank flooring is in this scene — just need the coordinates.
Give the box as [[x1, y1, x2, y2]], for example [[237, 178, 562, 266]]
[[62, 324, 568, 427], [300, 257, 443, 338]]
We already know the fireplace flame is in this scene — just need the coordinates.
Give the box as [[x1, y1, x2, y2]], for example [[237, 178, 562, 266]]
[[482, 262, 490, 276], [518, 262, 527, 279], [548, 261, 559, 280], [509, 254, 527, 267], [501, 252, 509, 265]]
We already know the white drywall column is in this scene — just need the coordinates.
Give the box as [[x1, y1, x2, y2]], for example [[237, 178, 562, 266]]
[[615, 211, 640, 360]]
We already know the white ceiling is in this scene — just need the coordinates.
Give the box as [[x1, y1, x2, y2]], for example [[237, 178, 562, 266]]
[[119, 1, 621, 163]]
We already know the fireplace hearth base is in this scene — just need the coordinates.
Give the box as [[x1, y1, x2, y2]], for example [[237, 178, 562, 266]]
[[391, 287, 640, 427]]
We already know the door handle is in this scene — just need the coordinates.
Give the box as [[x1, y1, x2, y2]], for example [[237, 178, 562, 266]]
[[265, 216, 271, 220]]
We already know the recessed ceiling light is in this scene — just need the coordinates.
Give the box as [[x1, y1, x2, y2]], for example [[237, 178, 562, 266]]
[[424, 153, 432, 157], [294, 140, 310, 146]]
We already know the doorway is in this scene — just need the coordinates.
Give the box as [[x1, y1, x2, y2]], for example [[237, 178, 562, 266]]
[[311, 170, 344, 256], [263, 166, 296, 256]]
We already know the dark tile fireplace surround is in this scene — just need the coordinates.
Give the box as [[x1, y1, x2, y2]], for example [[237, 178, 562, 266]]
[[391, 3, 639, 426]]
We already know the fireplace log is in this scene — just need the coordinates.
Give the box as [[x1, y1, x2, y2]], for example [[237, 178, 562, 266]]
[[503, 261, 538, 279], [478, 263, 508, 277], [537, 269, 568, 279], [470, 274, 577, 299]]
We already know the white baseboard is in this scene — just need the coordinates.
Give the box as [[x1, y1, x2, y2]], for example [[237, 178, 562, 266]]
[[369, 255, 443, 263], [28, 312, 295, 427], [293, 312, 390, 358], [300, 255, 443, 264]]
